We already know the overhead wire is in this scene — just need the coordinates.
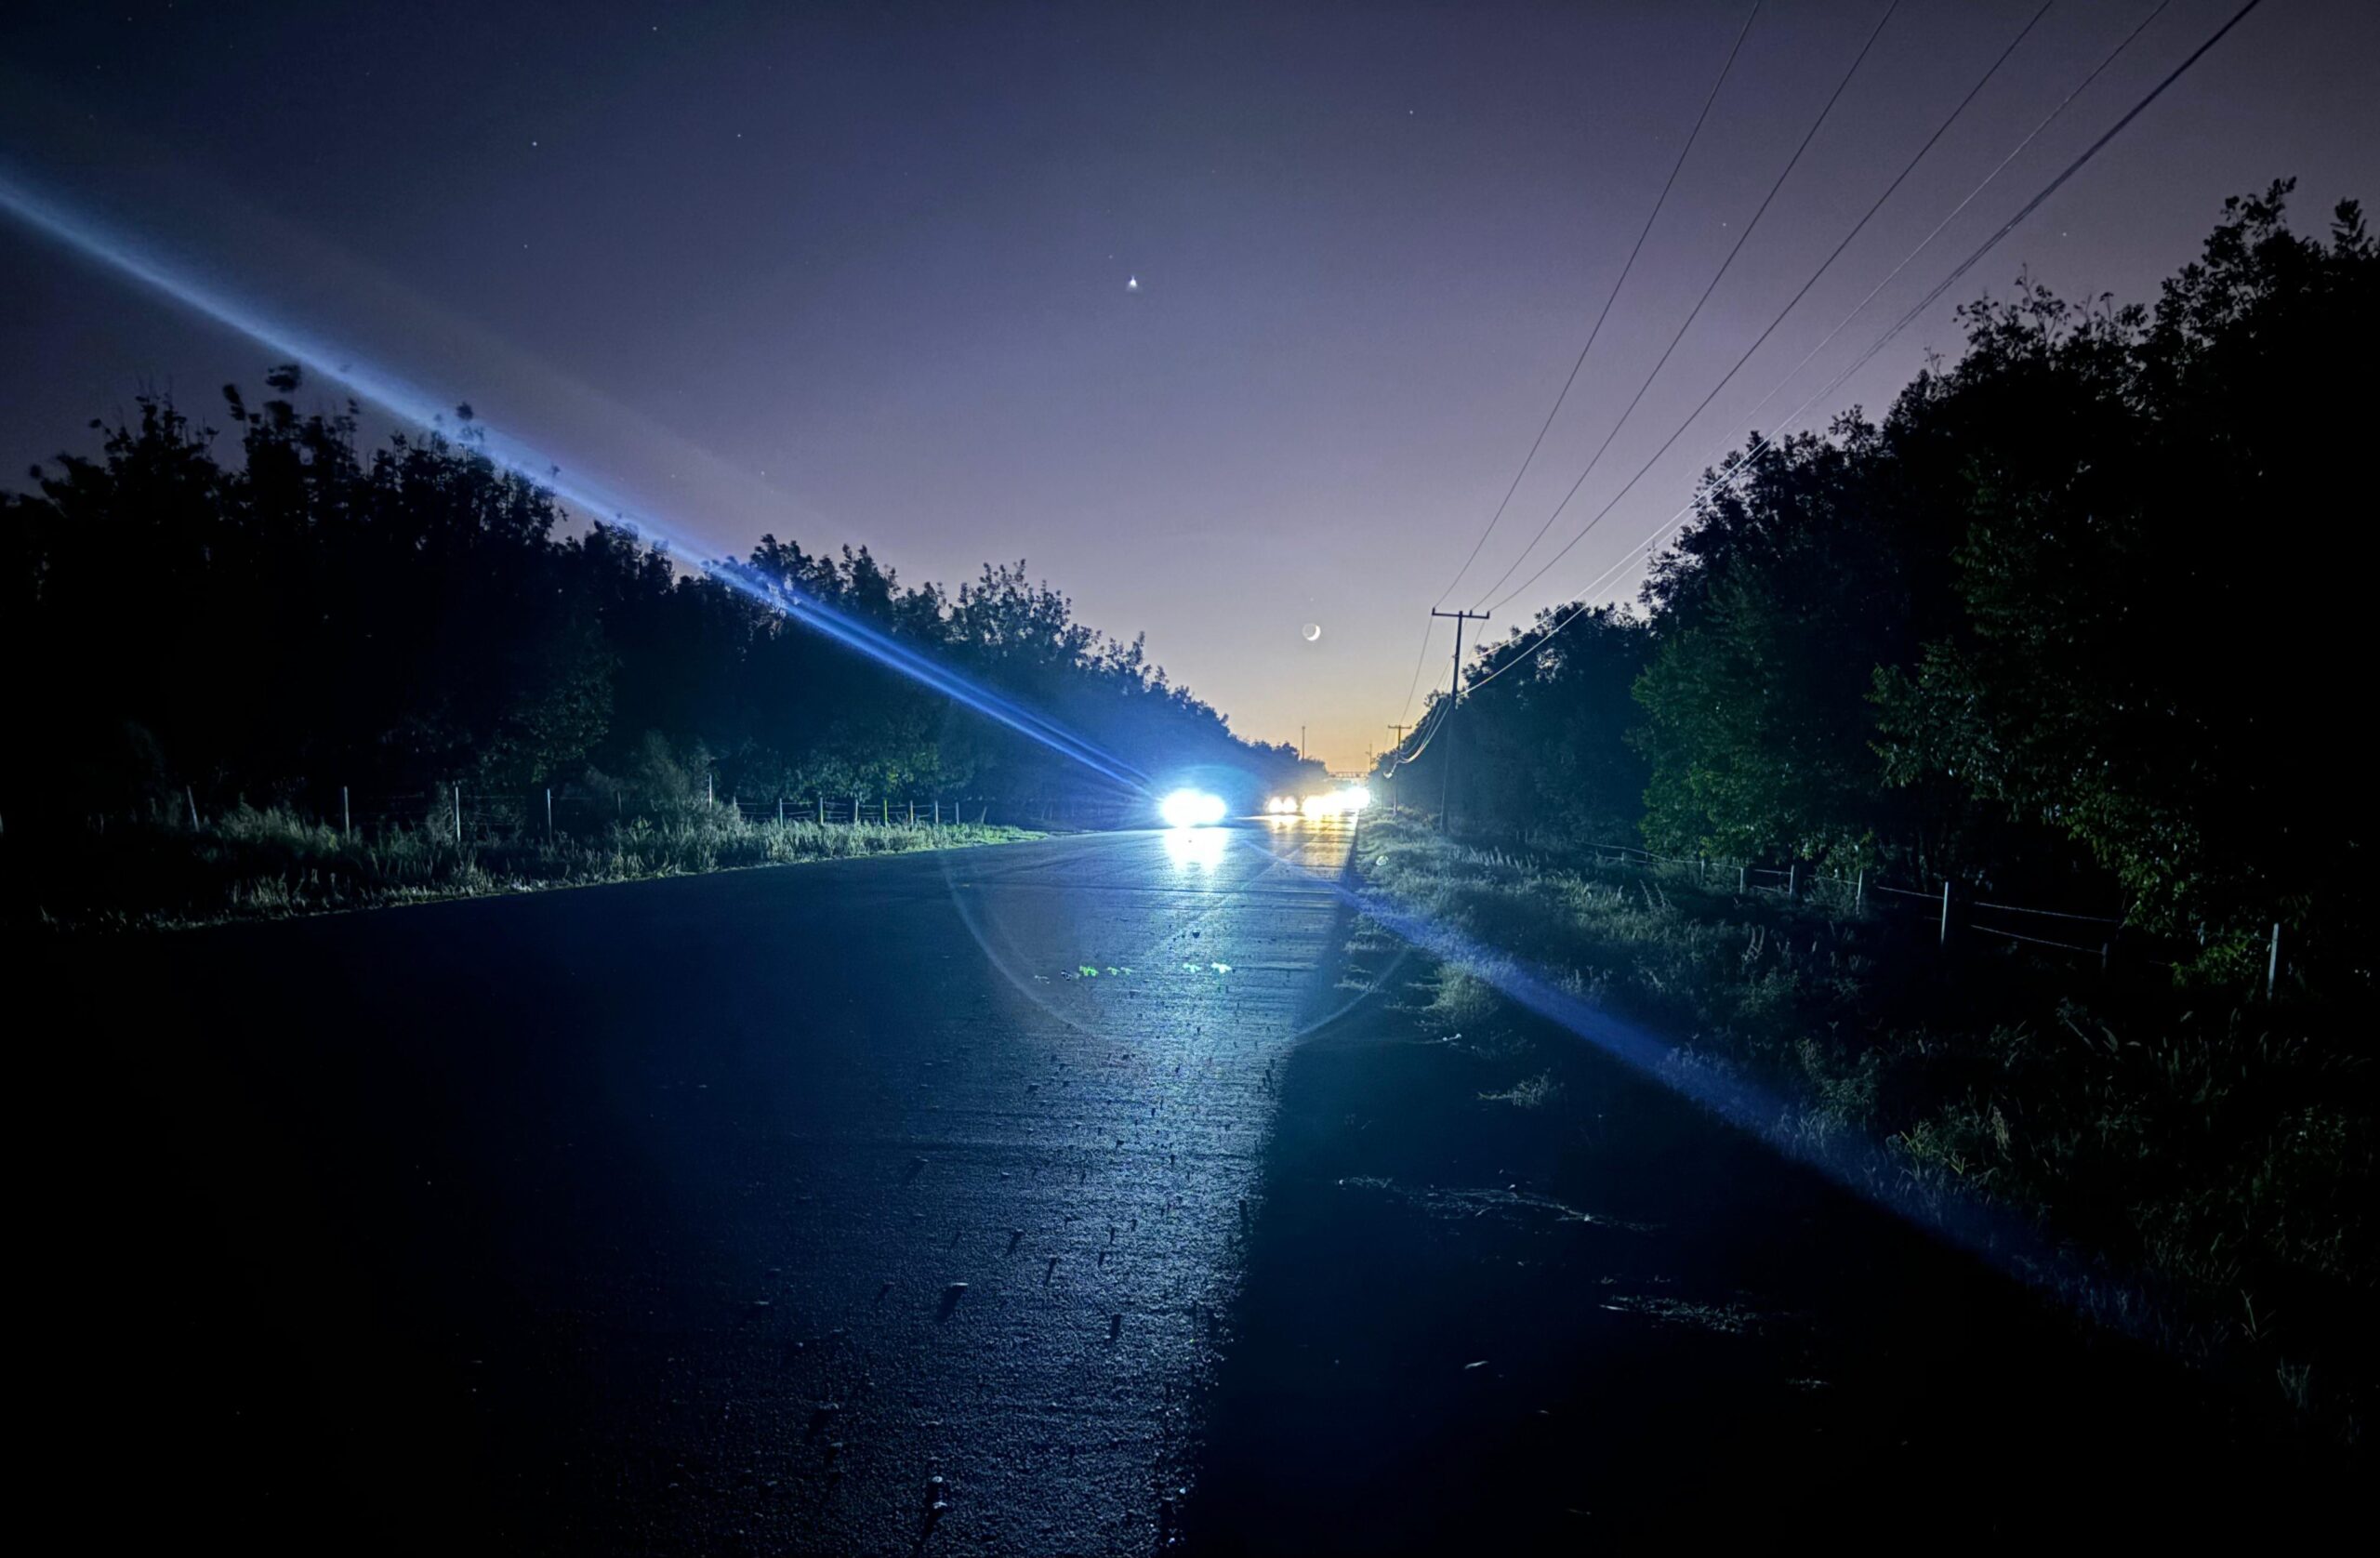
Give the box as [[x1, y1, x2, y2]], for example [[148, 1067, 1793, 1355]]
[[1428, 0, 1762, 611], [1710, 0, 2174, 488], [1467, 0, 1902, 611], [1455, 0, 2255, 700], [1480, 0, 2062, 614], [1387, 614, 1439, 732], [1382, 689, 1456, 773]]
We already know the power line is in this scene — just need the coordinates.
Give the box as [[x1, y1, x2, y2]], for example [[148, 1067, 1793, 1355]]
[[1429, 0, 1761, 611], [1468, 0, 1901, 611], [1382, 685, 1456, 773], [1387, 613, 1439, 731], [1821, 0, 2258, 398], [1470, 0, 2244, 693], [1716, 0, 2175, 482], [1457, 0, 2257, 700], [1482, 0, 2060, 614]]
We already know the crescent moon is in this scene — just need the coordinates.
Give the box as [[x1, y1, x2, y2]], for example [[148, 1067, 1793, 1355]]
[[1302, 623, 1323, 642]]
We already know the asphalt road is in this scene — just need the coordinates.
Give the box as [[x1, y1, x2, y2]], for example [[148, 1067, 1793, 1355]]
[[57, 822, 1362, 1554], [40, 820, 2334, 1551]]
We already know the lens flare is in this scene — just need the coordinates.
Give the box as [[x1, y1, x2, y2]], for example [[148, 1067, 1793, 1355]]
[[0, 171, 1145, 793], [1162, 824, 1230, 869]]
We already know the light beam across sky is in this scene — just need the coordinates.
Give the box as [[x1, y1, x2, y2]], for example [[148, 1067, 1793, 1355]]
[[0, 2, 2373, 769], [0, 168, 1150, 794]]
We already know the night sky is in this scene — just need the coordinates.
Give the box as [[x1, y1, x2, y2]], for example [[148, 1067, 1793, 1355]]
[[3, 2, 2373, 770]]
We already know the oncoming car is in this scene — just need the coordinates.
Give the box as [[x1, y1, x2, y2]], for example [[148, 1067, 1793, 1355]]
[[1158, 788, 1228, 828]]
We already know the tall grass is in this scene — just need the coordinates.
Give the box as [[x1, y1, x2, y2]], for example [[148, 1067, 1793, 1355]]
[[4, 801, 1038, 931], [1355, 812, 2373, 1435]]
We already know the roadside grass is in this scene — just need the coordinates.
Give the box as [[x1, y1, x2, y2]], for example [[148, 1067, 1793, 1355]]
[[4, 801, 1040, 931], [1354, 812, 2374, 1439]]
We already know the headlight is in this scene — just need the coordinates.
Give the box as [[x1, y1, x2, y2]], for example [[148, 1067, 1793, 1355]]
[[1297, 787, 1369, 820], [1159, 788, 1227, 828]]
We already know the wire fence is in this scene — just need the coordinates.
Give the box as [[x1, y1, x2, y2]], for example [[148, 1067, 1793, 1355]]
[[1545, 837, 2282, 990], [28, 779, 1143, 846]]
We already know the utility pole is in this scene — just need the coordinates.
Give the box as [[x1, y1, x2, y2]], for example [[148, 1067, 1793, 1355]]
[[1430, 608, 1489, 833], [1299, 725, 1308, 763], [1385, 724, 1408, 812]]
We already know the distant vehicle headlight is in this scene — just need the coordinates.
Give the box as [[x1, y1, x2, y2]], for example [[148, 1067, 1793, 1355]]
[[1160, 788, 1227, 828]]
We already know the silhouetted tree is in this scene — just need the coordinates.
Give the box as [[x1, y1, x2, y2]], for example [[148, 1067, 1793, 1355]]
[[3, 373, 1301, 822]]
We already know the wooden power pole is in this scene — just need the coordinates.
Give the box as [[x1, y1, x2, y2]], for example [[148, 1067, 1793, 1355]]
[[1429, 608, 1488, 832]]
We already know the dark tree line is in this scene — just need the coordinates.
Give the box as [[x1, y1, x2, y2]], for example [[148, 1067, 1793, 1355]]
[[1387, 183, 2373, 977], [3, 371, 1306, 824]]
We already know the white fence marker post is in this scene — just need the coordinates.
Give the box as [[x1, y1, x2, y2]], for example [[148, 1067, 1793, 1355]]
[[546, 786, 554, 839], [187, 785, 201, 830], [1855, 866, 1865, 912], [2268, 921, 2282, 999], [454, 784, 463, 844], [1939, 880, 1953, 946]]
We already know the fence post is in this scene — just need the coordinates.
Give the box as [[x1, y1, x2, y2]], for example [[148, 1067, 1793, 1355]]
[[933, 799, 941, 827], [341, 786, 351, 840], [707, 772, 714, 807], [186, 784, 201, 830], [453, 784, 463, 844], [1738, 865, 1747, 895], [1854, 866, 1865, 913], [2268, 921, 2282, 1000], [1938, 880, 1953, 946], [546, 786, 554, 840], [1787, 863, 1798, 902], [817, 795, 826, 825], [778, 796, 786, 825], [883, 796, 891, 826]]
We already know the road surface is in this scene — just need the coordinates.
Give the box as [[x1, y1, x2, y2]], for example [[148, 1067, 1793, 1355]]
[[59, 823, 1362, 1553], [42, 821, 2328, 1551]]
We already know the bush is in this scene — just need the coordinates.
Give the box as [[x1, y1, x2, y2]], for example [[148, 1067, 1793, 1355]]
[[1353, 812, 2374, 1433]]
